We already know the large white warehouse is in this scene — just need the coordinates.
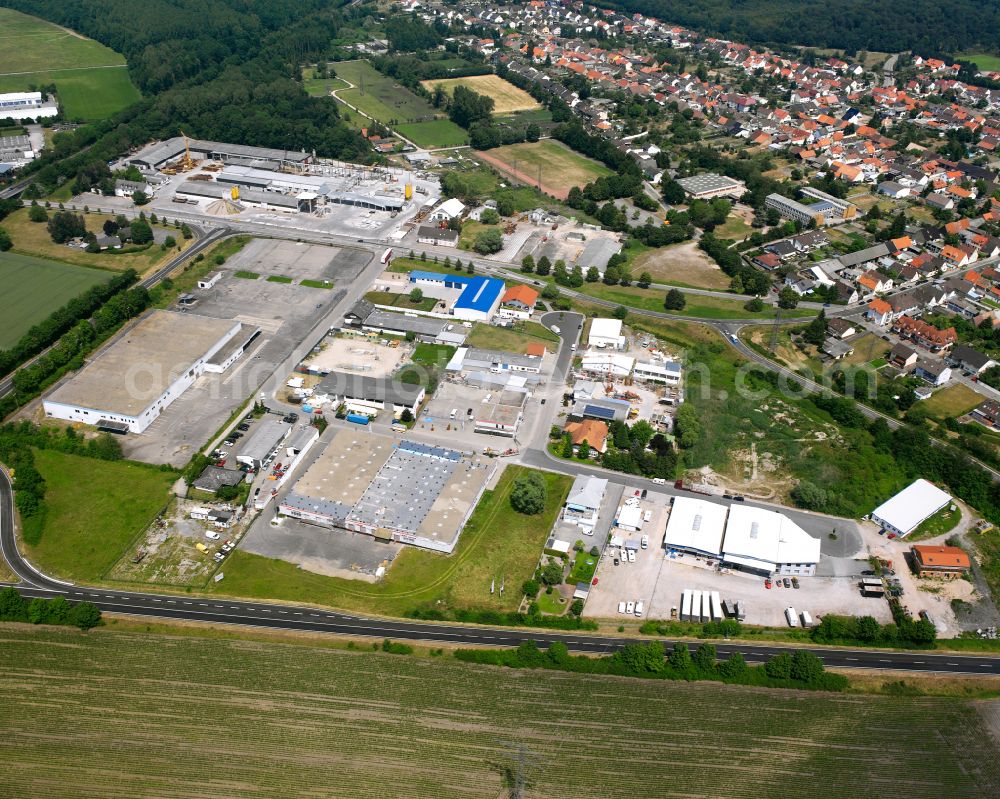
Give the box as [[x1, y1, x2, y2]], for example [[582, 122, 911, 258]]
[[43, 310, 244, 434]]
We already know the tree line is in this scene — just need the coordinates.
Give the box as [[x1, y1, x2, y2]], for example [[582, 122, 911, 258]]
[[0, 587, 101, 630], [0, 267, 138, 378], [456, 638, 848, 692], [595, 0, 999, 55]]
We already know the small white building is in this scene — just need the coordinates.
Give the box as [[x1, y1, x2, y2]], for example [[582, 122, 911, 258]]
[[870, 479, 952, 537], [198, 272, 223, 290], [428, 197, 466, 221], [0, 91, 58, 120], [563, 474, 607, 534], [633, 360, 682, 386], [588, 318, 627, 350], [580, 351, 634, 378]]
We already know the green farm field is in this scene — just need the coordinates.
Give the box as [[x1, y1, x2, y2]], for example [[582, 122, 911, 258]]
[[969, 54, 1000, 71], [0, 8, 140, 119], [2, 626, 999, 799], [419, 74, 540, 114], [0, 252, 108, 349]]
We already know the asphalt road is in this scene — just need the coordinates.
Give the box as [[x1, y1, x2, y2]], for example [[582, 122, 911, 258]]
[[2, 459, 999, 674]]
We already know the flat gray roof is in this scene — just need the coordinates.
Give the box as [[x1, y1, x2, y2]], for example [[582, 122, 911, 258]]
[[576, 237, 622, 271], [192, 465, 245, 492], [46, 311, 238, 417], [363, 309, 448, 337], [132, 137, 310, 168], [237, 418, 291, 462], [462, 347, 542, 370], [677, 173, 742, 194], [317, 371, 424, 405]]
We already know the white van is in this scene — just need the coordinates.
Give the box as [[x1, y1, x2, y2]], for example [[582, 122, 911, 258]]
[[617, 601, 627, 614], [449, 408, 458, 420], [643, 510, 652, 523], [634, 600, 644, 617], [785, 607, 799, 627], [800, 610, 813, 628], [625, 601, 635, 615]]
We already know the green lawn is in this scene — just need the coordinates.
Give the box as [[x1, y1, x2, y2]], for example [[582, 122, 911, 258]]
[[412, 342, 457, 366], [907, 504, 962, 542], [300, 66, 350, 97], [568, 552, 598, 584], [23, 449, 176, 582], [364, 289, 439, 312], [572, 281, 815, 321], [234, 270, 260, 280], [968, 54, 1000, 71], [482, 139, 612, 197], [395, 120, 468, 149], [0, 252, 109, 349], [206, 466, 571, 616], [266, 275, 293, 284], [387, 256, 472, 277], [2, 627, 997, 799], [536, 589, 567, 615], [300, 279, 333, 289], [0, 8, 139, 119], [921, 384, 983, 420], [465, 320, 558, 354]]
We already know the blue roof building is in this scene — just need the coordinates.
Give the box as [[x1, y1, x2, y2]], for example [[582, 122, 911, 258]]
[[409, 271, 505, 322]]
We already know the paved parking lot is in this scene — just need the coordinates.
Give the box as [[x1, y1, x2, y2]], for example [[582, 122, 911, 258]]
[[121, 243, 369, 466], [241, 514, 401, 580]]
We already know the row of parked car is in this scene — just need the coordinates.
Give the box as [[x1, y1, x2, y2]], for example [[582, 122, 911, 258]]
[[617, 600, 644, 617]]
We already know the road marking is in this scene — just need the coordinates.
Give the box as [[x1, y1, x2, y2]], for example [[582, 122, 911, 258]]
[[879, 659, 890, 662], [152, 598, 161, 602], [182, 601, 192, 605], [846, 657, 859, 661]]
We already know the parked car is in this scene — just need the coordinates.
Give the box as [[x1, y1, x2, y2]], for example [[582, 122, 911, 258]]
[[213, 552, 225, 563], [205, 531, 221, 541], [613, 557, 620, 566], [634, 600, 644, 617], [618, 601, 626, 614], [783, 578, 791, 588], [237, 423, 250, 432], [224, 438, 236, 447], [764, 579, 772, 589], [792, 577, 800, 589], [625, 601, 635, 614], [640, 535, 649, 550], [651, 478, 666, 485], [627, 549, 635, 563], [221, 542, 234, 554]]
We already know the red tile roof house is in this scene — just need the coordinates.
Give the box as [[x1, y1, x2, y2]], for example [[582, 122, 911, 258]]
[[866, 298, 893, 326], [892, 315, 958, 352]]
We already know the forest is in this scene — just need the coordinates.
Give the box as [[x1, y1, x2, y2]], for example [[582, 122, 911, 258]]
[[0, 0, 371, 194], [601, 0, 1000, 56]]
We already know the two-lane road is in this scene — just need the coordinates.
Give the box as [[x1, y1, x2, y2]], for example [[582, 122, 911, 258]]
[[1, 467, 998, 674]]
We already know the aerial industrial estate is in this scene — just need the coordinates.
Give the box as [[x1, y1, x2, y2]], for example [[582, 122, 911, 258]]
[[4, 1, 1000, 796]]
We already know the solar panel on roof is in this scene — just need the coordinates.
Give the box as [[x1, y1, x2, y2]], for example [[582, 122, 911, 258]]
[[583, 404, 616, 420]]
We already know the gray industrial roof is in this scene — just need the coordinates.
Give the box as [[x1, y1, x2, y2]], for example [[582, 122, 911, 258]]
[[677, 173, 742, 195], [176, 180, 300, 208], [576, 237, 622, 271], [282, 492, 352, 525], [132, 137, 310, 169], [350, 441, 461, 533], [461, 347, 542, 370], [363, 309, 448, 337], [566, 474, 607, 510], [317, 371, 424, 405], [237, 419, 291, 462]]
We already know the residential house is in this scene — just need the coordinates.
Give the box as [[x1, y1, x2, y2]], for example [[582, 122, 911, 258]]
[[496, 284, 539, 321], [893, 316, 957, 352], [866, 298, 893, 326], [858, 269, 893, 294], [562, 419, 609, 454], [914, 359, 951, 386], [888, 343, 918, 369], [972, 400, 1000, 428], [948, 344, 996, 375], [826, 318, 856, 339], [562, 474, 608, 534]]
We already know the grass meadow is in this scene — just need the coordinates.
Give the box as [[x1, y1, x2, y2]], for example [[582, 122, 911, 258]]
[[0, 252, 108, 348], [0, 8, 140, 119], [0, 626, 997, 799], [419, 74, 540, 114]]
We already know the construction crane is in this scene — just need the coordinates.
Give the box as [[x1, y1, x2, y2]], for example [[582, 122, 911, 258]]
[[176, 130, 198, 172]]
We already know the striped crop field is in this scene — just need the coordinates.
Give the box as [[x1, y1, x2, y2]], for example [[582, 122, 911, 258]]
[[1, 627, 998, 798]]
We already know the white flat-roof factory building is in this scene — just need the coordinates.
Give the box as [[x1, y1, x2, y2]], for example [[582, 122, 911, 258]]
[[722, 504, 821, 576], [129, 137, 312, 171], [664, 497, 821, 576], [43, 310, 243, 434], [662, 496, 728, 558], [676, 173, 746, 200], [870, 479, 953, 537], [0, 91, 58, 120], [236, 419, 292, 470], [588, 318, 627, 350]]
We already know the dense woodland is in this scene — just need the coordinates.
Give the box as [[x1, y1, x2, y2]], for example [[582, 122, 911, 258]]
[[603, 0, 1000, 55], [0, 0, 371, 194]]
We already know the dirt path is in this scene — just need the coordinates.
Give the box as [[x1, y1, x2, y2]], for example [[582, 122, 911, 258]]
[[475, 148, 569, 200]]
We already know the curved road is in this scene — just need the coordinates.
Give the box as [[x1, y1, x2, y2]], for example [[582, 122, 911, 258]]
[[1, 465, 998, 674]]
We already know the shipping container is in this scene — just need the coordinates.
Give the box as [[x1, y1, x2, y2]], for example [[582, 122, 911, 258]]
[[710, 591, 724, 622], [680, 589, 693, 622]]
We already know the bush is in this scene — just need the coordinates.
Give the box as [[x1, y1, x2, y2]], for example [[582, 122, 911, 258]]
[[381, 639, 414, 655], [522, 579, 540, 598], [664, 288, 686, 311]]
